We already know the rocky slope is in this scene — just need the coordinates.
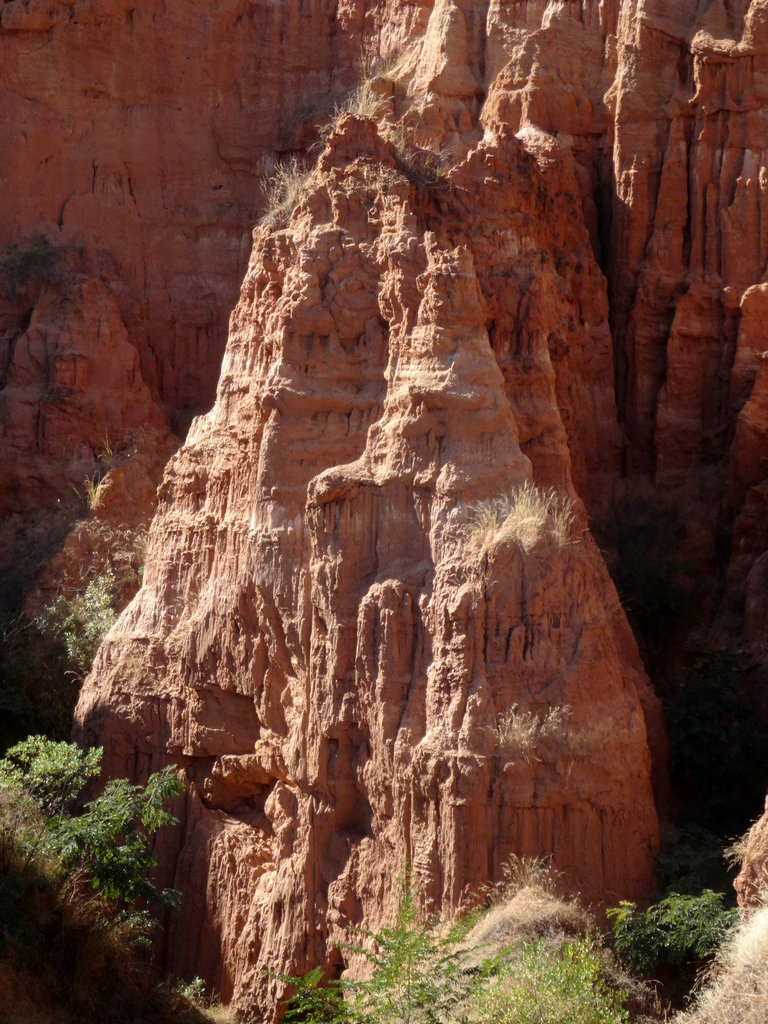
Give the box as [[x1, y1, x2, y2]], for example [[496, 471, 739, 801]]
[[1, 0, 767, 1017]]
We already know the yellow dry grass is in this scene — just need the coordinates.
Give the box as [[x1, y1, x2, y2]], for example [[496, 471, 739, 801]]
[[464, 482, 576, 557]]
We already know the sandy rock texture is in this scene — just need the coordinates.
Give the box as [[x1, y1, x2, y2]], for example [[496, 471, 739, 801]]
[[77, 74, 658, 1021]]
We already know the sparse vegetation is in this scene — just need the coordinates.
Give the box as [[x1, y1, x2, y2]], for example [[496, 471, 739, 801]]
[[280, 876, 494, 1024], [319, 79, 385, 140], [281, 873, 638, 1024], [74, 470, 110, 510], [472, 937, 628, 1024], [0, 235, 59, 300], [0, 738, 209, 1024], [465, 483, 576, 558], [495, 705, 572, 761], [260, 157, 312, 228], [38, 570, 117, 679], [675, 903, 768, 1024]]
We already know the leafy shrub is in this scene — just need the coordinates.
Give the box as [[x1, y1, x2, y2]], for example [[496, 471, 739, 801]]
[[474, 938, 628, 1024], [280, 878, 493, 1024], [0, 613, 75, 746], [607, 891, 738, 977], [0, 742, 214, 1023], [0, 738, 183, 908], [38, 570, 117, 679], [281, 875, 633, 1024], [0, 736, 101, 815], [51, 766, 184, 907]]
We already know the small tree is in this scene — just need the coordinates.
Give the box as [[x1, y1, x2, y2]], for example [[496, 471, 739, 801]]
[[280, 874, 494, 1024], [51, 765, 184, 907], [0, 738, 183, 908]]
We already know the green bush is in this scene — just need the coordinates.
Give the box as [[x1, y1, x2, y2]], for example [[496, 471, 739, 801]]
[[607, 890, 738, 977], [474, 938, 628, 1024], [281, 878, 630, 1024], [52, 766, 184, 906], [38, 571, 117, 680], [0, 613, 77, 746], [0, 736, 101, 815], [0, 738, 183, 908]]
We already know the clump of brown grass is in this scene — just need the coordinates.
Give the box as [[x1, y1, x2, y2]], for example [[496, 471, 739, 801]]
[[496, 704, 572, 761], [260, 157, 311, 228], [673, 903, 768, 1024], [467, 856, 592, 956], [485, 854, 564, 902], [465, 482, 576, 557]]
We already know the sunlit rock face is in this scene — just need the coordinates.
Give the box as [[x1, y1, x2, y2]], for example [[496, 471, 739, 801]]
[[66, 0, 768, 1016]]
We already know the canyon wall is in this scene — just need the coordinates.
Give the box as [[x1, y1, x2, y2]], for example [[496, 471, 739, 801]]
[[1, 0, 767, 1017]]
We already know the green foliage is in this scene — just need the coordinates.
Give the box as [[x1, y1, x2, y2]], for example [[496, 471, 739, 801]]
[[51, 765, 184, 906], [38, 570, 117, 679], [0, 736, 101, 815], [347, 883, 490, 1024], [475, 938, 628, 1024], [280, 878, 493, 1024], [607, 890, 738, 977], [280, 877, 630, 1024], [280, 965, 348, 1024], [0, 236, 58, 300], [0, 738, 183, 908], [0, 613, 77, 746]]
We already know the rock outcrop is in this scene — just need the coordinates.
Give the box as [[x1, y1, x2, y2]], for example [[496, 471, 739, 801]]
[[76, 72, 659, 1018]]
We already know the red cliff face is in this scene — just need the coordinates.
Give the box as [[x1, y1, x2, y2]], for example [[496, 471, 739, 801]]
[[0, 0, 368, 598], [0, 0, 766, 1016], [75, 113, 658, 1008]]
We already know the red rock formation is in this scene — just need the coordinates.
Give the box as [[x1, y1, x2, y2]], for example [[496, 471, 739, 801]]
[[76, 106, 658, 1013], [0, 0, 372, 600], [5, 0, 768, 1015]]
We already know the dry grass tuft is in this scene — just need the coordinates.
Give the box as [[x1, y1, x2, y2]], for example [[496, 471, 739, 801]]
[[496, 705, 572, 761], [485, 854, 564, 903], [470, 886, 594, 951], [676, 904, 768, 1024], [464, 482, 576, 557], [260, 157, 311, 228]]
